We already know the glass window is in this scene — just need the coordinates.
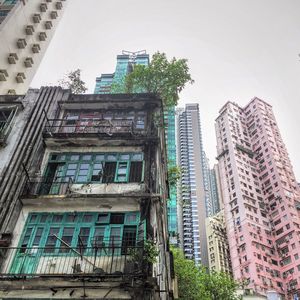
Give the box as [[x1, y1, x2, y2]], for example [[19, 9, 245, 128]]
[[70, 155, 80, 161], [59, 227, 75, 253], [52, 214, 63, 223], [97, 213, 109, 223], [44, 227, 59, 253], [77, 227, 90, 250], [116, 162, 128, 182], [77, 163, 90, 182]]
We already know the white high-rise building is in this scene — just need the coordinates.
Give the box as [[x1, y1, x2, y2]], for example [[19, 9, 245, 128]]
[[177, 103, 209, 266], [0, 0, 67, 95]]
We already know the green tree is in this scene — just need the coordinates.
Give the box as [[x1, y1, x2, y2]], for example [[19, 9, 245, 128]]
[[168, 166, 181, 187], [172, 248, 240, 300], [59, 69, 88, 94], [125, 52, 194, 106]]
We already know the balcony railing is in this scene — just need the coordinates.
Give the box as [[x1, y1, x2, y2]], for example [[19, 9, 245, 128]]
[[0, 242, 146, 279], [0, 107, 18, 145], [22, 177, 73, 196], [44, 118, 147, 136]]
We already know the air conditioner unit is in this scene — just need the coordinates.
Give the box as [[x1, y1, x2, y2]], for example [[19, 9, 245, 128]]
[[50, 11, 58, 19], [40, 3, 48, 12], [32, 13, 41, 23], [32, 44, 41, 53], [39, 32, 47, 41], [55, 1, 62, 9], [25, 25, 34, 35], [17, 38, 27, 49], [44, 20, 52, 29], [0, 70, 8, 81], [16, 73, 26, 83], [24, 57, 34, 68], [7, 53, 18, 64]]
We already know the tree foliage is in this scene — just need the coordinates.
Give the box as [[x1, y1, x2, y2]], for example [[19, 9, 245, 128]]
[[172, 248, 241, 300], [168, 166, 181, 187], [59, 69, 88, 94], [125, 52, 194, 106]]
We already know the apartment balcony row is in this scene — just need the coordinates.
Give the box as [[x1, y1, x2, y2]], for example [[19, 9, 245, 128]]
[[0, 242, 149, 280]]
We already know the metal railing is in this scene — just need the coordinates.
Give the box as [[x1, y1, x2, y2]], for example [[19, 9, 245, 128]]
[[44, 118, 146, 136], [0, 107, 18, 144], [22, 177, 73, 196], [0, 242, 145, 278]]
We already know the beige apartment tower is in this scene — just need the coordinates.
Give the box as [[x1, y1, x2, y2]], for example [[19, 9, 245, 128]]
[[0, 0, 66, 95]]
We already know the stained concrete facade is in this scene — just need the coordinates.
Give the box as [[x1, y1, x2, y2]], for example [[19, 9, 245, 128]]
[[0, 88, 176, 299]]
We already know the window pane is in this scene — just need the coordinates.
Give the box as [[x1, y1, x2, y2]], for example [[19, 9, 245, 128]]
[[66, 213, 78, 222], [32, 228, 43, 246], [95, 155, 105, 161], [67, 163, 78, 170], [94, 227, 105, 247], [79, 163, 89, 169], [52, 214, 63, 223], [44, 227, 59, 253], [107, 154, 117, 161], [82, 155, 92, 161], [82, 214, 93, 222], [77, 176, 88, 182], [60, 227, 75, 253], [131, 153, 143, 161], [110, 227, 121, 246], [120, 154, 130, 160], [125, 213, 138, 224], [29, 214, 38, 223], [97, 213, 109, 223], [70, 155, 80, 161], [110, 213, 125, 224]]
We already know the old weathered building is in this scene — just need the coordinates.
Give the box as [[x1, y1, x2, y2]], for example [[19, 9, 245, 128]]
[[0, 87, 175, 299]]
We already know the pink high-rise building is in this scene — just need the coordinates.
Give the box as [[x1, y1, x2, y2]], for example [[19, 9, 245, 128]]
[[215, 98, 300, 299]]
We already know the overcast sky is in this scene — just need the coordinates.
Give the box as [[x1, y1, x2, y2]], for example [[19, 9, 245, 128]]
[[31, 0, 300, 179]]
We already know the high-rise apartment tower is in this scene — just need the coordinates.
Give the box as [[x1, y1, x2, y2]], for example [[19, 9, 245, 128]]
[[216, 98, 300, 299], [177, 104, 209, 266], [0, 0, 66, 94]]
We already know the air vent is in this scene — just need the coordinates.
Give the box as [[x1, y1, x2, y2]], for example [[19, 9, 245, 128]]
[[0, 70, 8, 82], [17, 38, 27, 49], [40, 3, 48, 12], [46, 0, 52, 2], [44, 20, 52, 29], [32, 13, 41, 23], [50, 11, 58, 19], [16, 73, 26, 83], [32, 44, 41, 53], [55, 1, 62, 9], [24, 57, 34, 68], [25, 25, 34, 35], [8, 53, 18, 64], [39, 32, 47, 41]]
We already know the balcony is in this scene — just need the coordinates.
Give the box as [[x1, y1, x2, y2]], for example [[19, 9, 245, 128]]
[[0, 242, 147, 279], [43, 118, 152, 147], [22, 177, 145, 201]]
